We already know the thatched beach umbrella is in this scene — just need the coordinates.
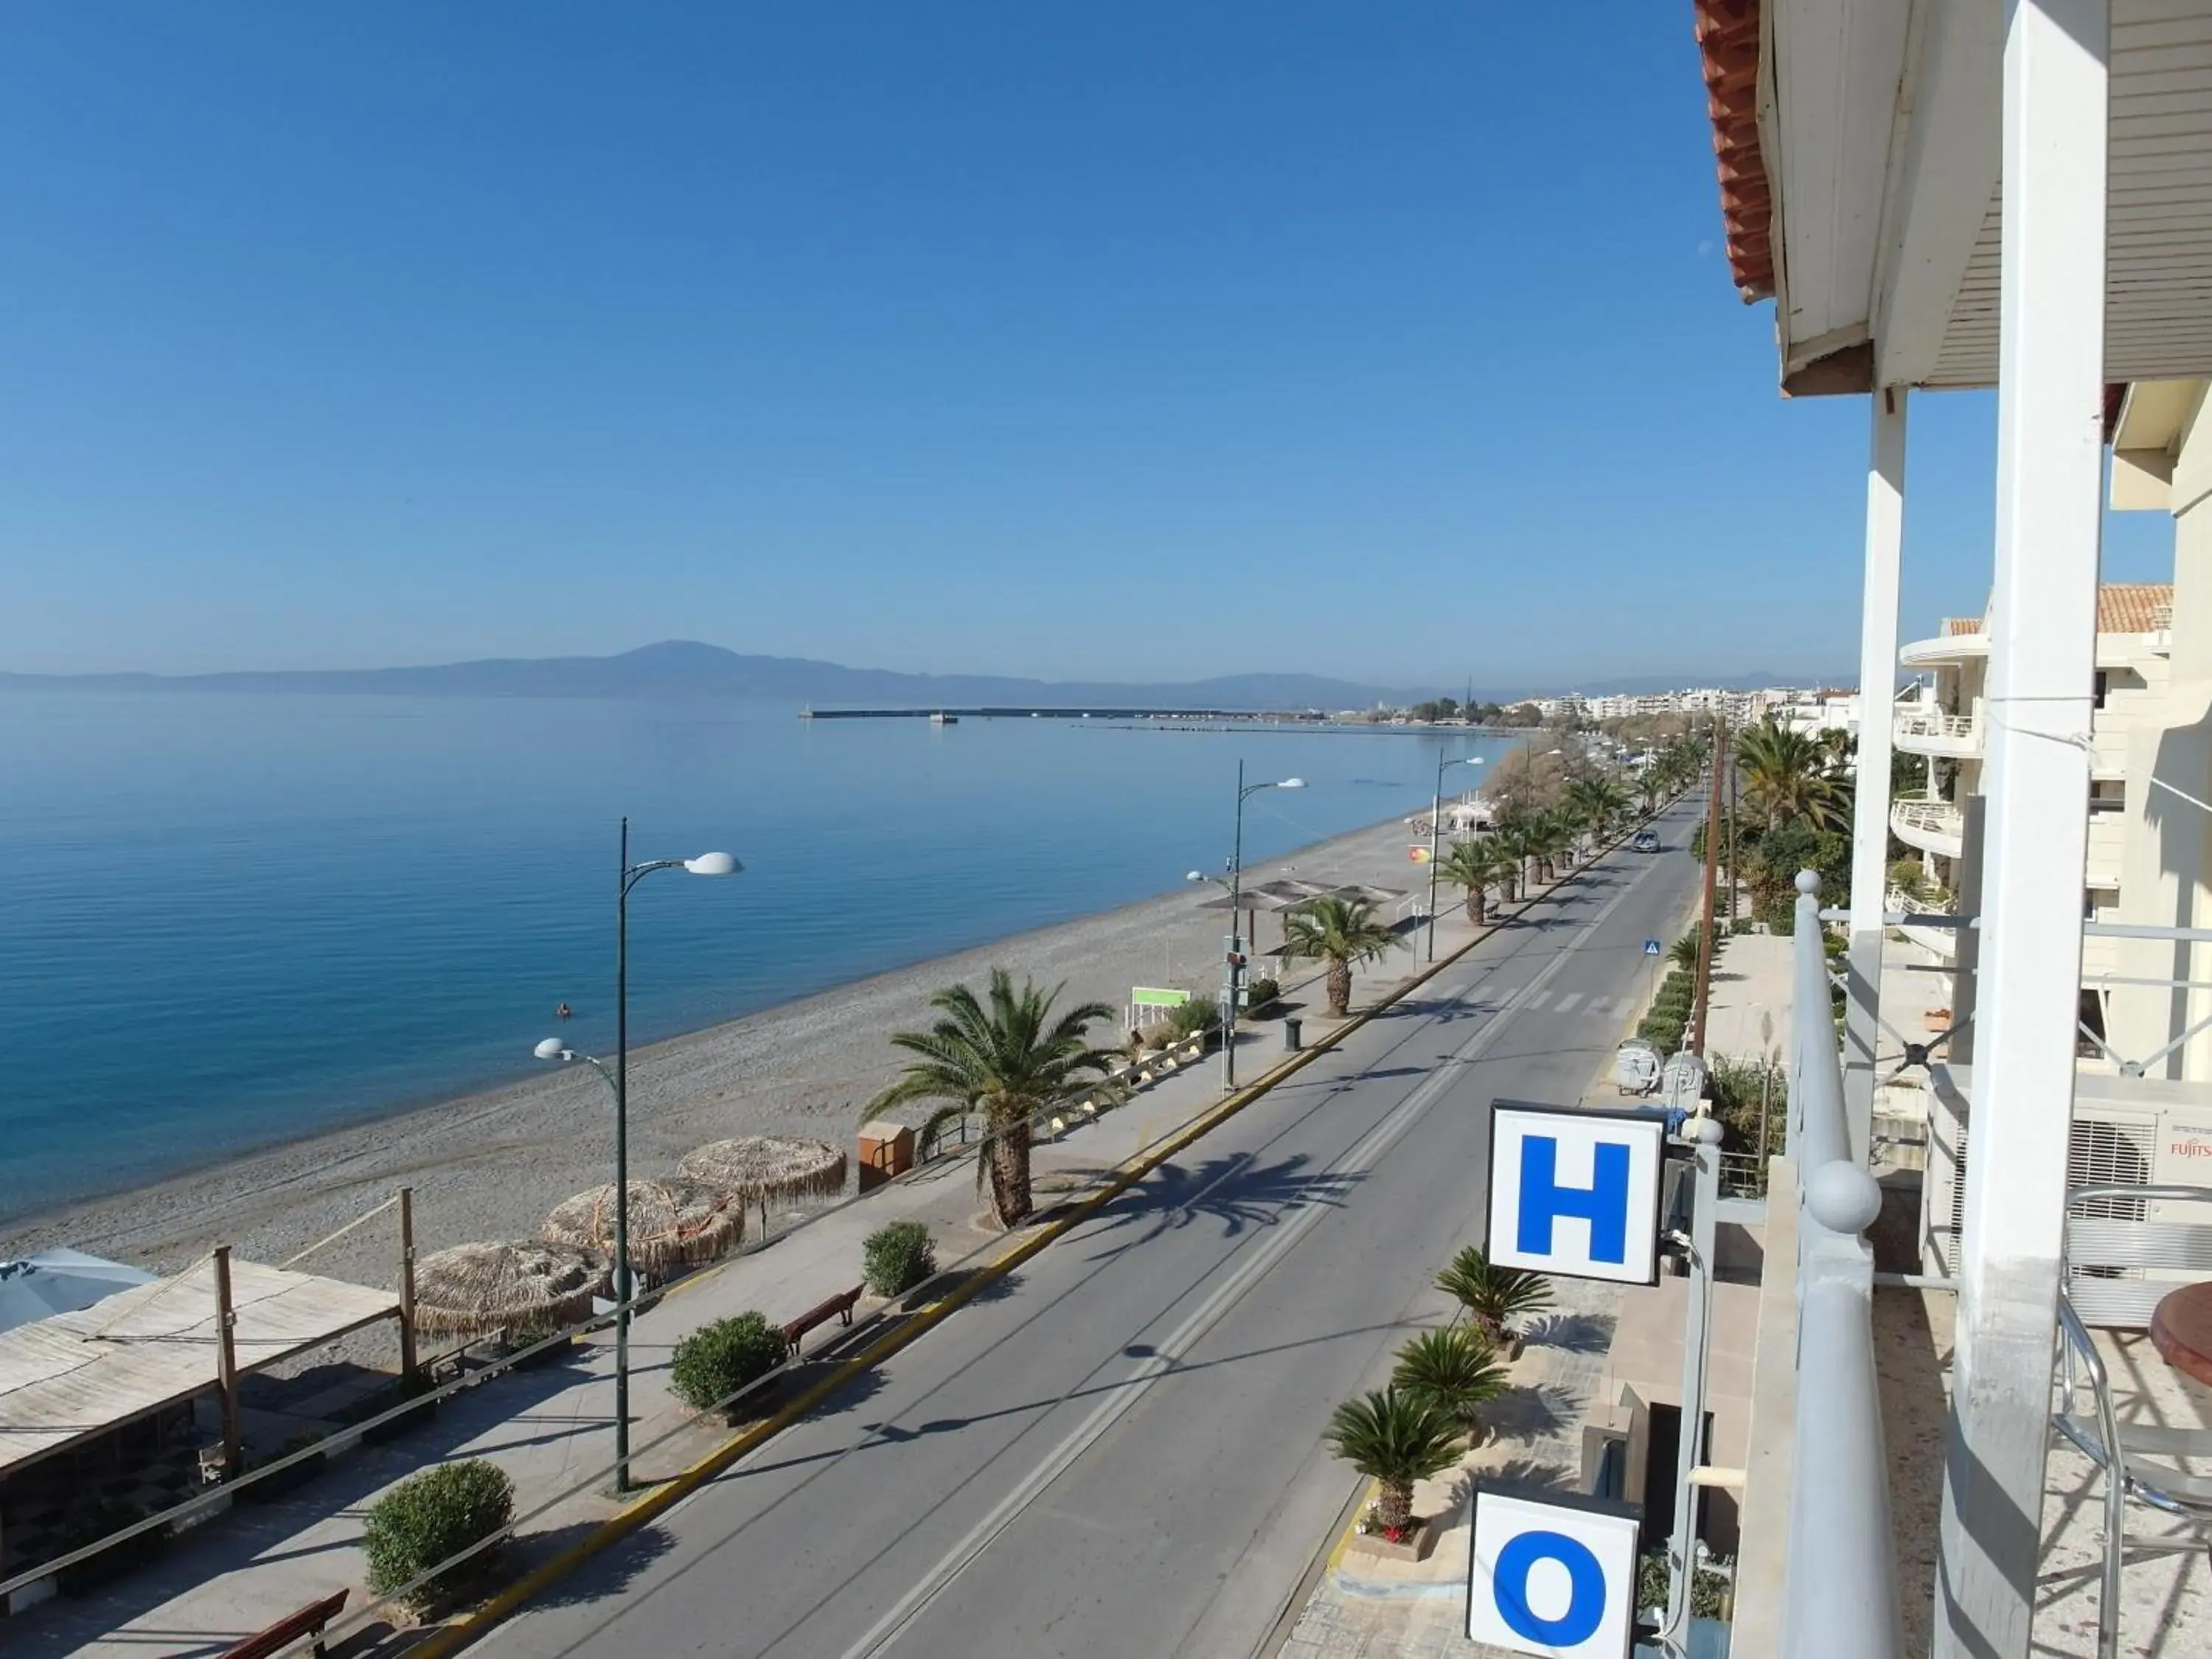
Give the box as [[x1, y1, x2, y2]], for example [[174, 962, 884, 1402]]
[[411, 1240, 611, 1337], [541, 1178, 743, 1273], [680, 1136, 848, 1228]]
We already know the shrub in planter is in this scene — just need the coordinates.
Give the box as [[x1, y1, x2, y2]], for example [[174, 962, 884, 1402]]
[[669, 1312, 787, 1413], [862, 1220, 937, 1298], [1165, 994, 1220, 1042], [363, 1459, 514, 1610], [1244, 975, 1281, 1012]]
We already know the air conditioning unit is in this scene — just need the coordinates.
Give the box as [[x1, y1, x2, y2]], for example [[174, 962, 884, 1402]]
[[1921, 1079, 2212, 1278]]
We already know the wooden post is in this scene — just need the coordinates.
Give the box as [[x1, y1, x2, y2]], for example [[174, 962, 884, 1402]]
[[213, 1245, 241, 1478], [398, 1186, 420, 1388], [1691, 715, 1726, 1055]]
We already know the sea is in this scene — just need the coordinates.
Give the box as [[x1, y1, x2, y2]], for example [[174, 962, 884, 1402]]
[[0, 690, 1520, 1222]]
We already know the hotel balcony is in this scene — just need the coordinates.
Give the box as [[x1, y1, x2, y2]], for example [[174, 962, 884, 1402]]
[[1892, 705, 1982, 759], [1899, 627, 1989, 669], [1890, 799, 1965, 860]]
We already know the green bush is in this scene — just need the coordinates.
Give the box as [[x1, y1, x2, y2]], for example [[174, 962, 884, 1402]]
[[669, 1312, 787, 1412], [862, 1220, 937, 1298], [1244, 975, 1281, 1011], [363, 1459, 515, 1610], [1166, 994, 1220, 1040]]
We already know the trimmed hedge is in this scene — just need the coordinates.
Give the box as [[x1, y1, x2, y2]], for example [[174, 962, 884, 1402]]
[[669, 1312, 787, 1412], [863, 1220, 937, 1298], [364, 1459, 514, 1610]]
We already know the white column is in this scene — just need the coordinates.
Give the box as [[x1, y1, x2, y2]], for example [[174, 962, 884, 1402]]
[[1935, 1, 2107, 1655], [1845, 387, 1908, 1161]]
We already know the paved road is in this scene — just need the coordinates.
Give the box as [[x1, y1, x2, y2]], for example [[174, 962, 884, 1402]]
[[481, 802, 1707, 1659]]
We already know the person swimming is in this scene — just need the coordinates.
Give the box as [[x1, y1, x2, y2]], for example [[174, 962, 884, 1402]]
[[556, 1002, 572, 1020]]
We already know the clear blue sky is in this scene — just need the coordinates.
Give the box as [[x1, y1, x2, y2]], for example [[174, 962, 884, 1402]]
[[0, 4, 2172, 691]]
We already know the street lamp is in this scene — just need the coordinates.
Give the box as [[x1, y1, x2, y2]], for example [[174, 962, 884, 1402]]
[[1426, 754, 1486, 961], [1188, 764, 1304, 1093], [538, 819, 740, 1494]]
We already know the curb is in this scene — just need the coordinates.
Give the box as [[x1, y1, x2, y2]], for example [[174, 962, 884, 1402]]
[[403, 830, 1652, 1656]]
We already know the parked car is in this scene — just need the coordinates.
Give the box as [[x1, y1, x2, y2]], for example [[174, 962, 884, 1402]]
[[1632, 830, 1663, 853]]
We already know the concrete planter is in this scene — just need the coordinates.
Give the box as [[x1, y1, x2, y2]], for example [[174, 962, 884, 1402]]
[[1344, 1514, 1441, 1564]]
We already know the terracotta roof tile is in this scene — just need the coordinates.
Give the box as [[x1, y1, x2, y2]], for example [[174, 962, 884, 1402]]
[[2096, 582, 2174, 634], [1937, 584, 2172, 639], [1694, 0, 1771, 302]]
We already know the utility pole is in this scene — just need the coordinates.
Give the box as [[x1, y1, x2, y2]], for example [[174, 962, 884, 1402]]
[[1727, 754, 1739, 927], [1690, 715, 1725, 1055]]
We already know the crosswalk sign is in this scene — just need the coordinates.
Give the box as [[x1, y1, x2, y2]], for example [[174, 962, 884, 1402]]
[[1642, 939, 1662, 956]]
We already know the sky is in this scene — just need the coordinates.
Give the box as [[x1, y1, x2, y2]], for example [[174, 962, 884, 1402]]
[[0, 4, 2175, 692]]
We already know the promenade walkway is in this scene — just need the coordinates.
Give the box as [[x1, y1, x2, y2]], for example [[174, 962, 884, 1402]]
[[10, 862, 1544, 1657]]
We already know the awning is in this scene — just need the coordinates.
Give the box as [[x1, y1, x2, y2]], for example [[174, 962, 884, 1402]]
[[0, 1256, 400, 1478]]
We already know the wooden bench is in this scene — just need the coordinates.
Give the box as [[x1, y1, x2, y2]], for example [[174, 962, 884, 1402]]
[[780, 1286, 863, 1358], [219, 1589, 348, 1659]]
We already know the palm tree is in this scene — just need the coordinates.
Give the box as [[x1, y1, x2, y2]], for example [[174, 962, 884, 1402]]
[[1735, 718, 1848, 832], [1533, 811, 1576, 880], [1436, 1244, 1554, 1346], [1391, 1326, 1509, 1442], [868, 970, 1117, 1228], [1438, 838, 1517, 925], [1323, 1388, 1464, 1540], [1669, 925, 1712, 976], [1494, 820, 1543, 897], [1565, 775, 1629, 846], [1281, 895, 1404, 1017]]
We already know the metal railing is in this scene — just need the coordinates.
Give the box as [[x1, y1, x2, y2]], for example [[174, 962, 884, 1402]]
[[1889, 799, 1965, 846], [1781, 869, 1907, 1657], [1893, 706, 1980, 745]]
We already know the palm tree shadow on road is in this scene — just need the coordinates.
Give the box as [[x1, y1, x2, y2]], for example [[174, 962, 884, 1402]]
[[1077, 1149, 1362, 1262]]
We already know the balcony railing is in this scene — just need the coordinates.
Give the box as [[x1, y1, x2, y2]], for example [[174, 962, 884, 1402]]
[[1781, 869, 1906, 1656], [1890, 799, 1965, 855], [1892, 706, 1980, 750]]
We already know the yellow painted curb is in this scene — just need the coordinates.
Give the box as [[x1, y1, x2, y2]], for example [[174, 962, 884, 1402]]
[[1326, 1479, 1381, 1574], [403, 841, 1641, 1657]]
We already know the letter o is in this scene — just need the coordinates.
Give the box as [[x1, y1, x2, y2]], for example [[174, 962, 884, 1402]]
[[1493, 1528, 1607, 1647]]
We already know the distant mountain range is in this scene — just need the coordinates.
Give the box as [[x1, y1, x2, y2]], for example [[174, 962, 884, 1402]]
[[0, 641, 1845, 709]]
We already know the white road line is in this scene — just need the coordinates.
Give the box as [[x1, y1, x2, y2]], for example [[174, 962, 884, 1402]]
[[834, 855, 1667, 1659], [1554, 992, 1582, 1014], [1523, 989, 1551, 1012], [1584, 995, 1611, 1018]]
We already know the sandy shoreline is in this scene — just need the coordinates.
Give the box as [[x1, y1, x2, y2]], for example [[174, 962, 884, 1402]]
[[0, 810, 1435, 1296]]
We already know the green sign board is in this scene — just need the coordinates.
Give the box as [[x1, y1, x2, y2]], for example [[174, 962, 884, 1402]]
[[1130, 987, 1190, 1008]]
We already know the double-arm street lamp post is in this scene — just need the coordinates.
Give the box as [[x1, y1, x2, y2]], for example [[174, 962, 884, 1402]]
[[536, 819, 739, 1493], [1426, 753, 1486, 961], [1186, 762, 1303, 1093]]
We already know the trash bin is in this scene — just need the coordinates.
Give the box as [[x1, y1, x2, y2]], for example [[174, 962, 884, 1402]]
[[1283, 1016, 1303, 1052]]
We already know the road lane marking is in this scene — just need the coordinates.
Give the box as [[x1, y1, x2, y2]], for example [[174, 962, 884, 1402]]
[[832, 849, 1665, 1659], [1584, 995, 1612, 1018], [1523, 989, 1551, 1011], [1554, 992, 1582, 1014]]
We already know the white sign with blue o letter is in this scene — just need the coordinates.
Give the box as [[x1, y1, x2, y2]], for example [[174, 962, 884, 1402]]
[[1467, 1484, 1642, 1658], [1485, 1101, 1666, 1287]]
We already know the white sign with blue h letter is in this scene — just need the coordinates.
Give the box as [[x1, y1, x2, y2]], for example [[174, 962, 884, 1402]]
[[1485, 1102, 1666, 1286], [1467, 1484, 1641, 1657]]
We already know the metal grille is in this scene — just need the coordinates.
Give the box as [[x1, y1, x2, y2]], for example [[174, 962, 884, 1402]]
[[2067, 1113, 2156, 1220]]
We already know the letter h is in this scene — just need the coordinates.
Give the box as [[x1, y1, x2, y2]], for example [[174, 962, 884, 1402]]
[[1516, 1134, 1631, 1264]]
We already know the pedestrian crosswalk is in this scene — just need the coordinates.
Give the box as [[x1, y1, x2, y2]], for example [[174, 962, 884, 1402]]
[[1481, 986, 1627, 1023]]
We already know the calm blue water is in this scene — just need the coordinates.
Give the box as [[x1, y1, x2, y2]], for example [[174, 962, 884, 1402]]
[[0, 691, 1514, 1220]]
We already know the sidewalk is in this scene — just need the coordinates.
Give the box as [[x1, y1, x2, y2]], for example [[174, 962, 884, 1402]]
[[1276, 864, 1705, 1659], [10, 857, 1549, 1656]]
